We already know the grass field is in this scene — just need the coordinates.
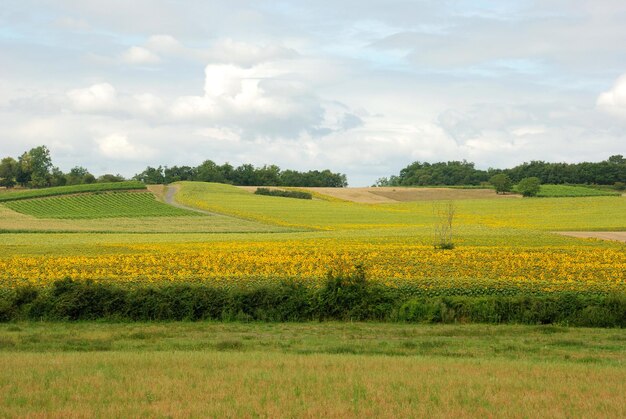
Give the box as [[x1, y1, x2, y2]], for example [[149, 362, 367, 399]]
[[535, 184, 621, 197], [0, 181, 624, 416], [0, 323, 624, 417], [179, 182, 626, 231]]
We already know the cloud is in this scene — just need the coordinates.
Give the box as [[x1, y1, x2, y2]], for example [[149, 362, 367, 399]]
[[144, 35, 297, 67], [597, 74, 626, 118], [96, 134, 156, 160], [208, 38, 298, 67], [66, 83, 118, 113], [121, 46, 161, 65], [170, 63, 325, 137], [64, 83, 166, 118]]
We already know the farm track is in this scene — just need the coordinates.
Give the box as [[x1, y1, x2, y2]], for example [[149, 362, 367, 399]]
[[163, 185, 215, 216]]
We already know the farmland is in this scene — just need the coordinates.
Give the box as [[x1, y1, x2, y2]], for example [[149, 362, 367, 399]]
[[0, 181, 624, 416], [3, 192, 199, 219], [0, 182, 624, 292]]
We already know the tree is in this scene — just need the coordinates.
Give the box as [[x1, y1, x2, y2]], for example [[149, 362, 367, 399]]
[[27, 146, 53, 187], [133, 166, 165, 184], [0, 157, 18, 188], [433, 201, 456, 249], [66, 166, 93, 185], [98, 174, 126, 183], [489, 173, 512, 194], [517, 177, 541, 197], [50, 167, 67, 187]]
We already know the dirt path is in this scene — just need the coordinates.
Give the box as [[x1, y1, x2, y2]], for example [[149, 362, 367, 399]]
[[162, 184, 215, 216], [556, 231, 626, 242]]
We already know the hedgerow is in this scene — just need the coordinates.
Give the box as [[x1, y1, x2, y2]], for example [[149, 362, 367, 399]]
[[1, 274, 624, 327], [254, 188, 312, 200]]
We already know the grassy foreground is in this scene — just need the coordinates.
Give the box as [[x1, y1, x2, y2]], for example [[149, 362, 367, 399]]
[[0, 322, 624, 417]]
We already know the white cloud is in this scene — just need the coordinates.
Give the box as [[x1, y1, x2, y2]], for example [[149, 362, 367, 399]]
[[171, 63, 325, 136], [146, 35, 184, 54], [66, 83, 117, 113], [121, 46, 161, 65], [209, 38, 297, 67], [96, 134, 156, 160], [145, 35, 296, 66], [597, 74, 626, 118], [132, 93, 166, 117]]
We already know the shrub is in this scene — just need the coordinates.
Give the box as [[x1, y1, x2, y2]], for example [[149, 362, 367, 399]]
[[489, 174, 513, 194], [1, 278, 624, 326], [516, 177, 541, 197], [614, 182, 625, 191], [254, 188, 312, 199]]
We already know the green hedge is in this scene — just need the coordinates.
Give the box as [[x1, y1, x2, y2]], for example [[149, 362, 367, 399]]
[[254, 188, 312, 200], [1, 276, 624, 327], [0, 181, 146, 202]]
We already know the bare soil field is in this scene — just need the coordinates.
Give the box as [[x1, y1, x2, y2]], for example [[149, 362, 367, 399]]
[[556, 231, 626, 242], [238, 186, 520, 203], [307, 187, 519, 203]]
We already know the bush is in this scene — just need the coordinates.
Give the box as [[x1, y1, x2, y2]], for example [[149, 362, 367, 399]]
[[489, 174, 513, 194], [254, 188, 312, 199], [516, 177, 541, 197], [614, 182, 625, 191], [1, 278, 624, 327]]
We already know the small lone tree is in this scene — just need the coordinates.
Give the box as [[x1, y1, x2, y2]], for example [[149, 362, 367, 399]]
[[433, 201, 456, 249], [517, 177, 541, 197], [489, 173, 512, 194]]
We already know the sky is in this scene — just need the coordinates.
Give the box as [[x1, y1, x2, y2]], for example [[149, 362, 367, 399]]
[[1, 1, 625, 186]]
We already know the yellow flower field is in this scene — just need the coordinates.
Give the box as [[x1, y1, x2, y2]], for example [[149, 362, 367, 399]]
[[1, 241, 624, 294]]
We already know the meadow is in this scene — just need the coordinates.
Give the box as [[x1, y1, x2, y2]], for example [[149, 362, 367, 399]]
[[0, 181, 624, 416], [0, 323, 625, 417]]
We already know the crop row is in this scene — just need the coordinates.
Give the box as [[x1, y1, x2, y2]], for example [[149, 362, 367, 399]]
[[0, 181, 146, 202], [2, 192, 200, 219]]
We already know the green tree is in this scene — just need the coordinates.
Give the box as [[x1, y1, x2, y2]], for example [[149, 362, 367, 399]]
[[50, 167, 67, 187], [97, 174, 126, 183], [516, 177, 541, 197], [489, 173, 512, 194], [0, 157, 18, 188], [66, 166, 94, 185], [27, 145, 53, 187], [133, 166, 165, 184]]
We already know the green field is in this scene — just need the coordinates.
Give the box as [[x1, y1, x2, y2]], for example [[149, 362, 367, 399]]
[[175, 182, 626, 231], [534, 184, 621, 197], [0, 181, 146, 202], [2, 192, 199, 219]]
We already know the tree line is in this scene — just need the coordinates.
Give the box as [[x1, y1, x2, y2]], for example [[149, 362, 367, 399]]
[[133, 162, 348, 187], [0, 146, 125, 188], [0, 146, 348, 188], [376, 155, 626, 187]]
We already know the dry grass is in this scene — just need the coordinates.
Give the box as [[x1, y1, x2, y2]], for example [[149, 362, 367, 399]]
[[0, 205, 287, 233], [556, 231, 626, 243], [0, 323, 624, 418], [0, 351, 623, 418]]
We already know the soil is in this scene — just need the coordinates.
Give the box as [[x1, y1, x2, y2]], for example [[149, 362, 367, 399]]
[[555, 231, 626, 243]]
